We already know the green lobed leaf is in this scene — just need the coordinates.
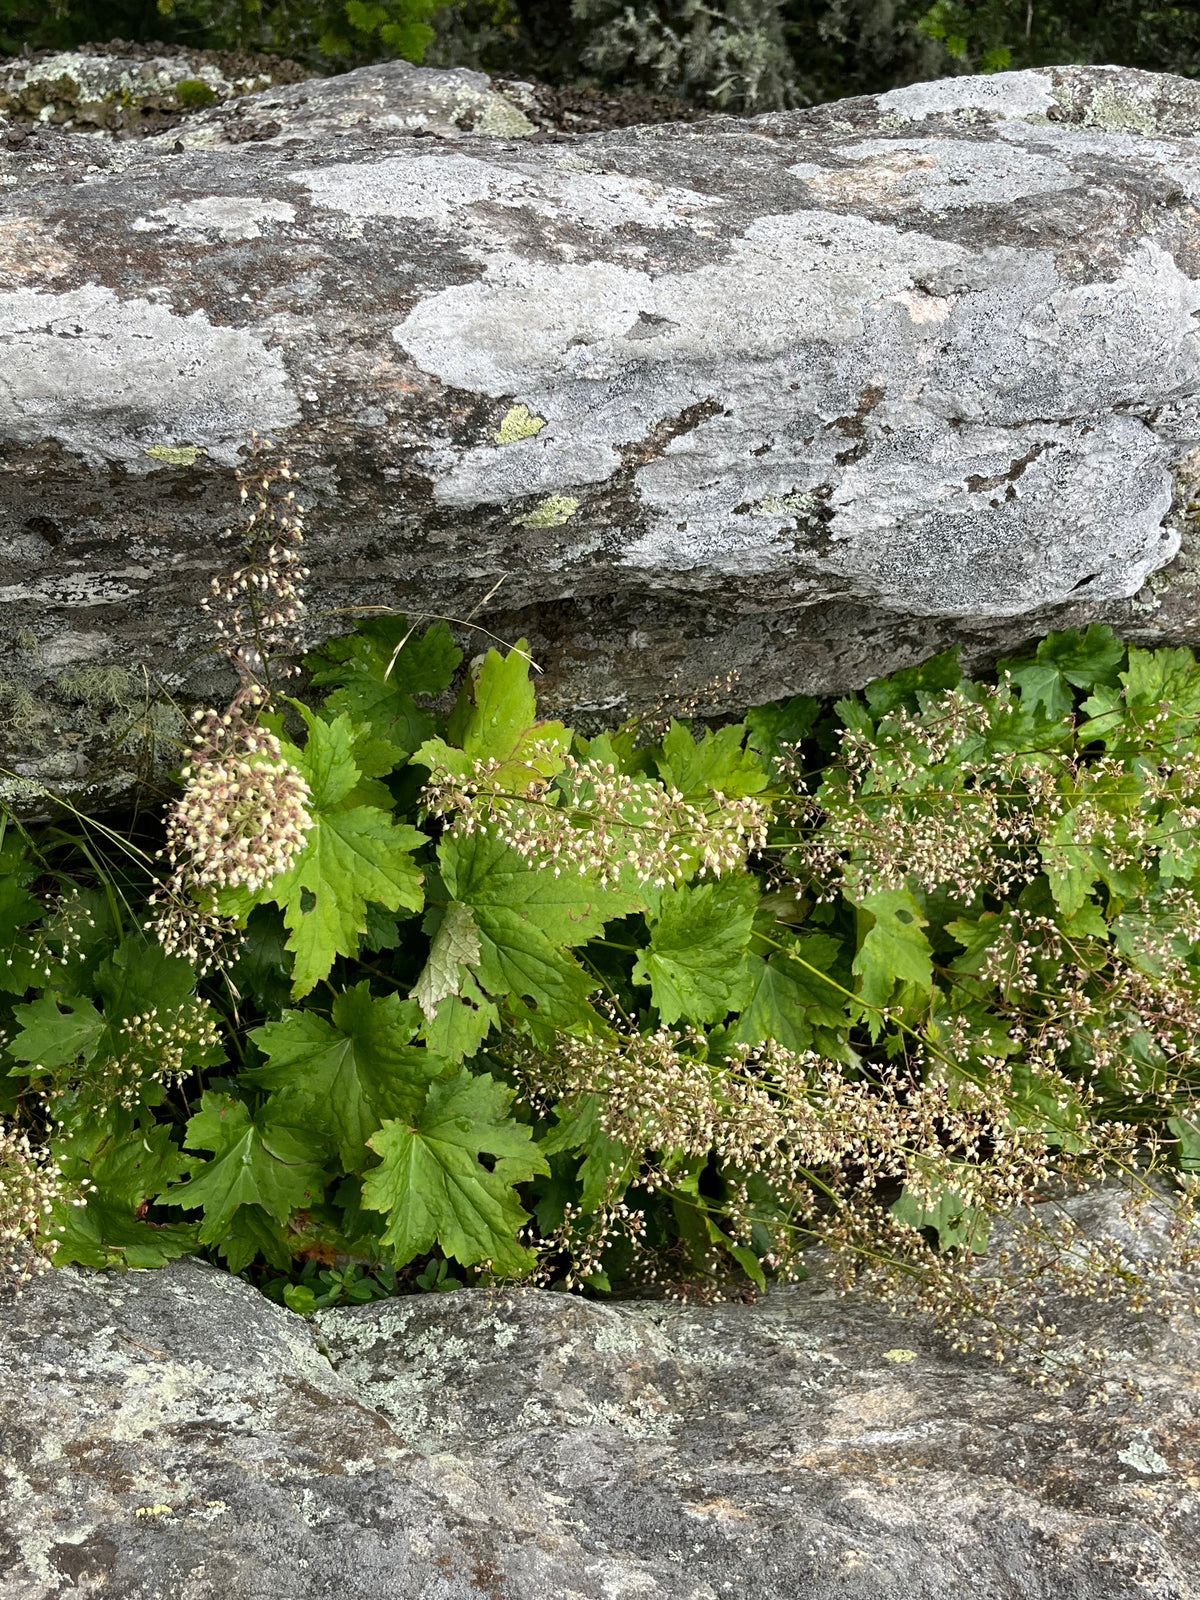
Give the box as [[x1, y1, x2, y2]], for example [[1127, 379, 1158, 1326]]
[[165, 1091, 328, 1243], [632, 876, 759, 1026], [999, 625, 1125, 718], [306, 617, 461, 768], [217, 708, 425, 998], [892, 1182, 990, 1253], [863, 647, 961, 716], [717, 930, 847, 1053], [247, 983, 448, 1171], [9, 991, 103, 1071], [439, 829, 638, 1030], [657, 720, 769, 800], [410, 901, 482, 1022], [362, 1068, 548, 1275], [852, 889, 934, 1012], [418, 640, 569, 794], [51, 1115, 199, 1269]]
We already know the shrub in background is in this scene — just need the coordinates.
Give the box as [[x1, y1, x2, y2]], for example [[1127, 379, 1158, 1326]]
[[568, 0, 800, 112], [0, 0, 443, 69]]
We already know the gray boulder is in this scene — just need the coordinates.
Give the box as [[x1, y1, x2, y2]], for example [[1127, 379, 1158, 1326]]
[[4, 1191, 1200, 1598], [0, 46, 309, 134], [5, 62, 1200, 806]]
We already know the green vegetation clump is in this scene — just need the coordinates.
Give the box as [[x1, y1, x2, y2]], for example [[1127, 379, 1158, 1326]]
[[2, 461, 1200, 1384], [0, 0, 444, 68], [569, 0, 800, 112], [172, 75, 216, 103], [1, 462, 1200, 1382]]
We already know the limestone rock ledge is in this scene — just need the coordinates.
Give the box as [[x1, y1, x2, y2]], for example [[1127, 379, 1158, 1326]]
[[5, 61, 1200, 806], [4, 1193, 1200, 1598]]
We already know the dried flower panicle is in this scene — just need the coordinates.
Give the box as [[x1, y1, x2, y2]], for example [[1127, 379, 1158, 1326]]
[[149, 694, 312, 970], [149, 452, 314, 971], [0, 1125, 71, 1293], [515, 1023, 1200, 1385], [201, 450, 309, 681], [424, 747, 769, 888]]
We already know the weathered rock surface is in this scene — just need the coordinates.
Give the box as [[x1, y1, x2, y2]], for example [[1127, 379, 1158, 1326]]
[[156, 58, 538, 147], [6, 62, 1200, 803], [0, 45, 309, 135], [5, 1194, 1200, 1598]]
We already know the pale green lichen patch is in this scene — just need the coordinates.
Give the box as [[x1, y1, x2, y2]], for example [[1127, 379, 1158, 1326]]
[[57, 665, 135, 710], [744, 491, 817, 518], [1117, 1435, 1171, 1476], [495, 404, 547, 445], [512, 495, 579, 529], [0, 677, 41, 732], [145, 444, 206, 466], [1054, 81, 1159, 135]]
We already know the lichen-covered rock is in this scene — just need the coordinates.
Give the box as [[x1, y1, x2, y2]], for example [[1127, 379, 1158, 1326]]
[[5, 1192, 1200, 1597], [0, 45, 309, 135], [159, 58, 537, 147], [7, 62, 1200, 807]]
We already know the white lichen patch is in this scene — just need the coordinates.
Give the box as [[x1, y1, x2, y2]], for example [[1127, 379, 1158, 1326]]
[[1118, 1435, 1171, 1476], [797, 138, 1074, 211], [0, 284, 298, 467], [130, 197, 296, 242], [295, 151, 719, 235], [875, 69, 1059, 121], [393, 170, 1197, 618]]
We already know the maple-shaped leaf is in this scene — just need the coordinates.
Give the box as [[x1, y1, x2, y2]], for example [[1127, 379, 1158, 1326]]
[[633, 876, 759, 1025], [410, 901, 481, 1021], [306, 617, 461, 767], [438, 830, 636, 1031], [8, 991, 104, 1071], [247, 983, 448, 1170], [417, 640, 569, 795], [216, 707, 425, 998], [361, 1068, 547, 1275], [862, 647, 962, 716], [52, 1201, 199, 1271], [717, 930, 846, 1052], [8, 937, 225, 1095], [852, 888, 933, 1012], [656, 720, 769, 800], [1040, 806, 1100, 918], [50, 1113, 199, 1269], [420, 971, 500, 1062], [215, 1204, 294, 1275], [165, 1091, 327, 1243], [999, 625, 1124, 719]]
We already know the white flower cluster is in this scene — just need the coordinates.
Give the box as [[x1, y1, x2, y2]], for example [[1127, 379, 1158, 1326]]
[[0, 1126, 69, 1293], [150, 708, 313, 968], [167, 725, 313, 895]]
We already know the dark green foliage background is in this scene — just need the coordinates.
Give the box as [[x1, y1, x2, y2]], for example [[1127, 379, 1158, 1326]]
[[2, 0, 1197, 98]]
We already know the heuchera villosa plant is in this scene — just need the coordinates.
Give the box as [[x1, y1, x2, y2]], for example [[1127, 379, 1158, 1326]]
[[1, 464, 1200, 1384]]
